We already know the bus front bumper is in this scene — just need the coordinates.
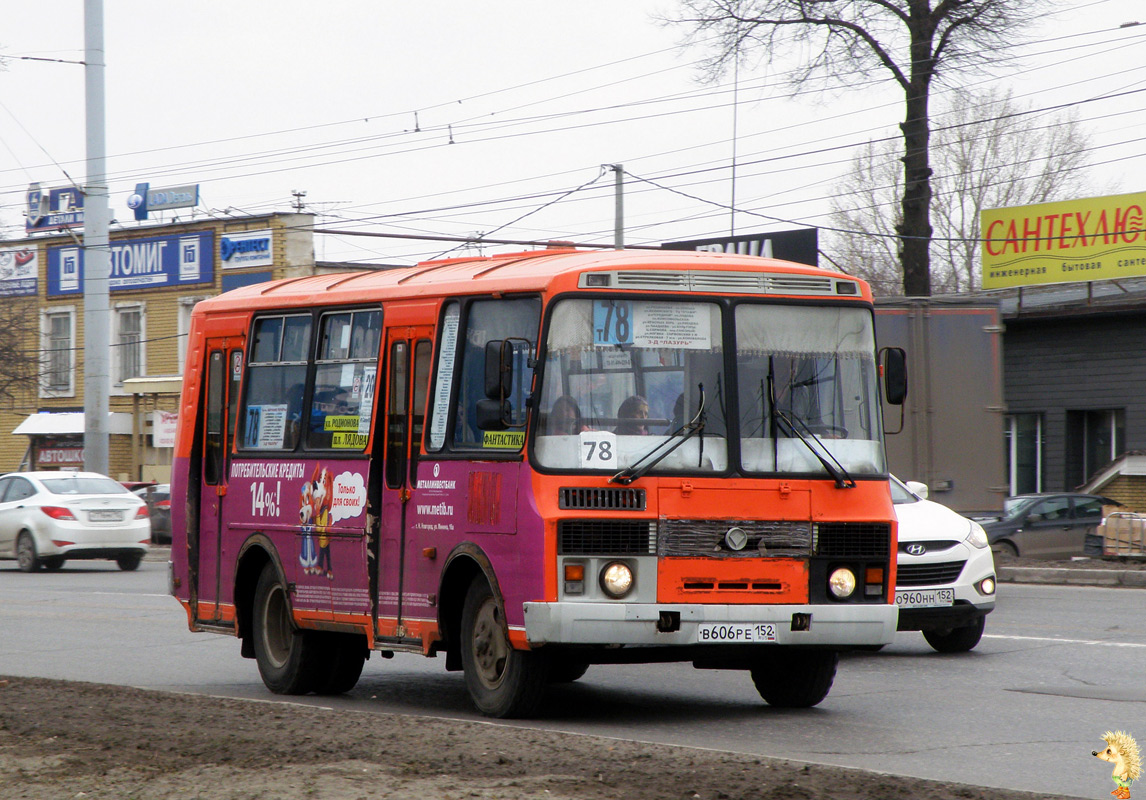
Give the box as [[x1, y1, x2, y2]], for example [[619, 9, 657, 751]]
[[522, 602, 898, 647]]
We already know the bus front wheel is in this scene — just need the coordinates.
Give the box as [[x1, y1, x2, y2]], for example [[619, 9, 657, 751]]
[[460, 578, 547, 718], [750, 649, 838, 708], [252, 563, 322, 695]]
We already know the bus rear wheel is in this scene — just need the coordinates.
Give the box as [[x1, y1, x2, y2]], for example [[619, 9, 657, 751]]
[[460, 578, 547, 718], [750, 650, 838, 708], [252, 563, 322, 694], [313, 632, 368, 695]]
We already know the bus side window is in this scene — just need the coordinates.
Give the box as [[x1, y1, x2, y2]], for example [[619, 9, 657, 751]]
[[410, 339, 432, 483], [452, 297, 540, 450], [241, 314, 311, 451], [306, 309, 380, 451], [204, 351, 225, 484]]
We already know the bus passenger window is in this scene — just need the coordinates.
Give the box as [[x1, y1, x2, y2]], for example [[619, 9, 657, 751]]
[[452, 297, 540, 451], [306, 309, 381, 451], [241, 314, 311, 451]]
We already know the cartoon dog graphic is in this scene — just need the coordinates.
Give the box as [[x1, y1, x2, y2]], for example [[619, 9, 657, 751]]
[[311, 466, 335, 579], [298, 479, 319, 574], [1095, 730, 1142, 799]]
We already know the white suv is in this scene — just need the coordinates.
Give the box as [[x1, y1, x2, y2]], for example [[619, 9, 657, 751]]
[[892, 476, 996, 652]]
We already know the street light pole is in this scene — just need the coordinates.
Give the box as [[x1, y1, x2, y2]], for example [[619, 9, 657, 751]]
[[83, 0, 111, 475]]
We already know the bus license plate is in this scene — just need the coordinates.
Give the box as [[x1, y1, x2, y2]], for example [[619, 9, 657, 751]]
[[697, 623, 777, 643], [895, 588, 955, 608], [89, 510, 123, 522]]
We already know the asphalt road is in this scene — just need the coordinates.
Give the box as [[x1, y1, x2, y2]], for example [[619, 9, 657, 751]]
[[2, 556, 1144, 799]]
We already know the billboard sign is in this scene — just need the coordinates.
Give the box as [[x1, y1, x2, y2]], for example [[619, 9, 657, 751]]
[[126, 182, 200, 220], [25, 183, 84, 232], [220, 229, 274, 269], [981, 191, 1146, 289], [47, 231, 215, 296], [0, 246, 38, 297], [662, 228, 818, 266]]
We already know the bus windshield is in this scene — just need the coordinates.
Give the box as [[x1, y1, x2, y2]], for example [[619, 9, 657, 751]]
[[534, 297, 885, 478], [535, 298, 728, 473], [736, 303, 885, 477]]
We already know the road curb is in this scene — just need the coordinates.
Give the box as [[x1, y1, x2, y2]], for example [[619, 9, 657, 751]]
[[998, 564, 1146, 588]]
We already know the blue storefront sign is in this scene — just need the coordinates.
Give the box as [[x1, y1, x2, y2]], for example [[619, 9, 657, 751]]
[[47, 231, 215, 296], [26, 183, 85, 233], [127, 182, 200, 221]]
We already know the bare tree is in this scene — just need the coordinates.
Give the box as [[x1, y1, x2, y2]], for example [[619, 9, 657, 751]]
[[671, 0, 1047, 296], [0, 296, 51, 407], [829, 87, 1098, 294]]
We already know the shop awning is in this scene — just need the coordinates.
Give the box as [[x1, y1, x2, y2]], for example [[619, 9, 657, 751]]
[[13, 412, 134, 436]]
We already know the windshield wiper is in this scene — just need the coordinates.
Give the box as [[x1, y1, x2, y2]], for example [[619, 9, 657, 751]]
[[610, 384, 706, 485], [764, 359, 854, 489], [773, 408, 856, 489]]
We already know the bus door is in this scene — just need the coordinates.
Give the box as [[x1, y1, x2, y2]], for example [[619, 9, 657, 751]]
[[377, 326, 433, 642], [195, 340, 243, 625]]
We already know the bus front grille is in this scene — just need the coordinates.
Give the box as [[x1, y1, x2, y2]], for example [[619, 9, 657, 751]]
[[658, 519, 813, 557], [558, 519, 656, 555], [813, 523, 892, 558]]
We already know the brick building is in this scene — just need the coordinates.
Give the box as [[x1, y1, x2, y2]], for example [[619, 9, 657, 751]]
[[0, 212, 319, 482]]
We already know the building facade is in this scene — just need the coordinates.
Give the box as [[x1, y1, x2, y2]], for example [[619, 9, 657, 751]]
[[0, 212, 317, 482]]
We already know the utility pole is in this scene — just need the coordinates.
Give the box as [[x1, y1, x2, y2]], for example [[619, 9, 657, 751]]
[[610, 164, 624, 250], [83, 0, 111, 475]]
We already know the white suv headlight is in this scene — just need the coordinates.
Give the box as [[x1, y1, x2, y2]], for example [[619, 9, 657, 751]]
[[965, 520, 989, 549]]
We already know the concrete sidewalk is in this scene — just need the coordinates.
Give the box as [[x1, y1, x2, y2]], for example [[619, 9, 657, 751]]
[[998, 563, 1146, 588]]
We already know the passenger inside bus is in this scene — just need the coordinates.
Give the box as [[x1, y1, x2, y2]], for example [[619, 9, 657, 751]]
[[614, 395, 650, 435], [547, 395, 587, 435]]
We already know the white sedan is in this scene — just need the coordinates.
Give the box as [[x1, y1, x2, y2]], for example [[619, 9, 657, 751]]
[[0, 472, 150, 572], [892, 476, 996, 652]]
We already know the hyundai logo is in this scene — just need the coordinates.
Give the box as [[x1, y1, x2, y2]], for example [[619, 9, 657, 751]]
[[906, 543, 927, 556]]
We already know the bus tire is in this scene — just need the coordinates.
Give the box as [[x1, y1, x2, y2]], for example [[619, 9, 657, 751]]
[[547, 658, 589, 684], [460, 578, 548, 718], [252, 563, 321, 695], [750, 649, 838, 708], [314, 632, 367, 695]]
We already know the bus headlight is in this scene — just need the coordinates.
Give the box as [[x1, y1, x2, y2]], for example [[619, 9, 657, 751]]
[[600, 561, 634, 599], [829, 567, 857, 599]]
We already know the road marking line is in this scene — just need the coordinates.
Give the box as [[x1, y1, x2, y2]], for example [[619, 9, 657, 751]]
[[984, 634, 1146, 648]]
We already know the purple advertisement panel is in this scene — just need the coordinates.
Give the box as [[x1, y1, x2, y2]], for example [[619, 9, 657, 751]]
[[225, 458, 371, 618]]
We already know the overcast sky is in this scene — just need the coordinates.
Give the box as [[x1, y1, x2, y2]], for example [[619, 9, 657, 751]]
[[2, 1, 1143, 265]]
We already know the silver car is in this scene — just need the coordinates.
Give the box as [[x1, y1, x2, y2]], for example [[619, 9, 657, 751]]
[[0, 472, 150, 572]]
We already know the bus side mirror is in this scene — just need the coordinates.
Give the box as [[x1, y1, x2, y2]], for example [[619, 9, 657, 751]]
[[484, 340, 511, 400], [880, 347, 907, 406]]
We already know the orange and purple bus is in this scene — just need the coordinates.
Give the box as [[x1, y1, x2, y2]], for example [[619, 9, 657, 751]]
[[170, 247, 906, 717]]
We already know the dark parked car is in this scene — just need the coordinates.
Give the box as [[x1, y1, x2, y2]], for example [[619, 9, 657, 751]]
[[132, 484, 171, 544], [982, 493, 1123, 558]]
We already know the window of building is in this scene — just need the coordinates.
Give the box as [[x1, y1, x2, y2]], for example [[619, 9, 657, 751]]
[[114, 304, 145, 386], [40, 307, 75, 397], [1006, 413, 1043, 495], [1066, 408, 1124, 487]]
